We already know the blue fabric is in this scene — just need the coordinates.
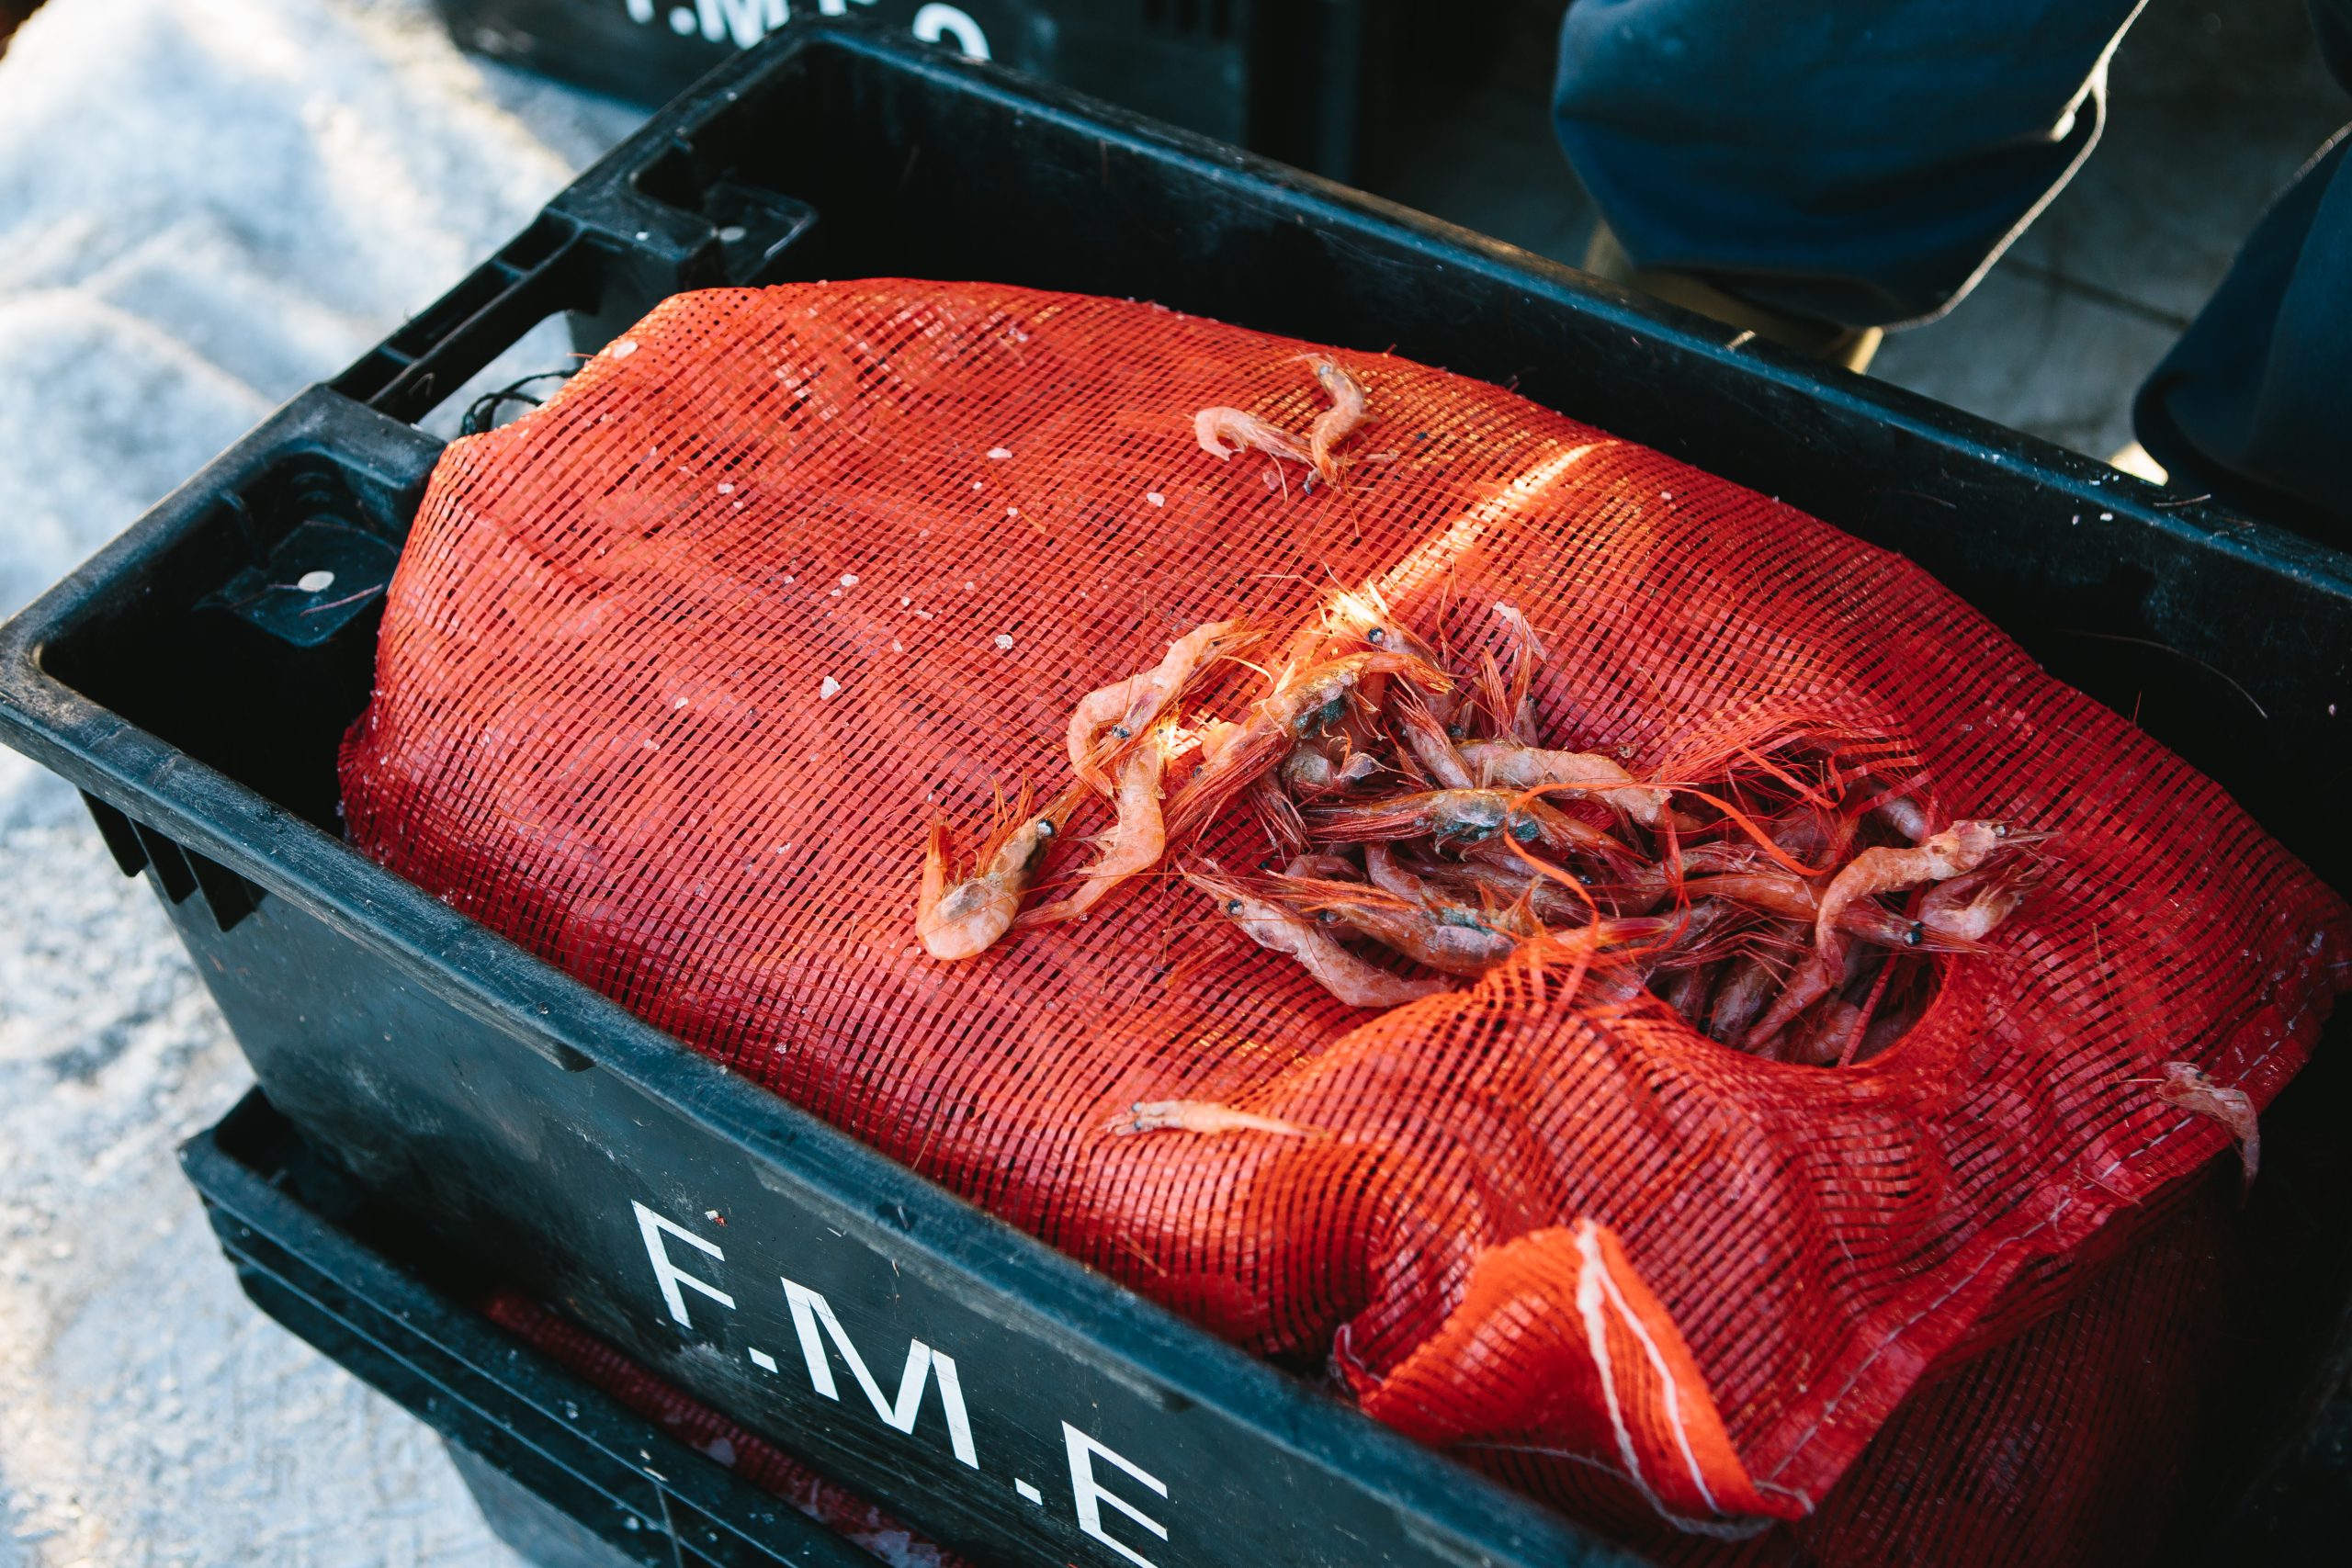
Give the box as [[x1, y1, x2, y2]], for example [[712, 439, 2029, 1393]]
[[2133, 131, 2351, 529], [1552, 0, 2352, 531]]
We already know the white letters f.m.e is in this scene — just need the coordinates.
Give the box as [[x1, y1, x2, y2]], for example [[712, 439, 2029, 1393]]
[[632, 1201, 737, 1329]]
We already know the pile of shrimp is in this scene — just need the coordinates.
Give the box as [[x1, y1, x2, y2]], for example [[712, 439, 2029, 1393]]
[[918, 583, 2049, 1066], [914, 361, 2048, 1066]]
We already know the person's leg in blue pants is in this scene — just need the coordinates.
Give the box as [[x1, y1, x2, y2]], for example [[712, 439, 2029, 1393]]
[[1552, 1, 2352, 535]]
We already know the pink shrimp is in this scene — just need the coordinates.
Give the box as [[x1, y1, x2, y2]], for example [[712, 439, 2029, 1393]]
[[1306, 358, 1368, 483], [1413, 853, 1598, 927], [1918, 854, 2045, 942], [1319, 585, 1463, 728], [1363, 841, 1451, 908], [2151, 1061, 2259, 1190], [1654, 964, 1715, 1026], [1284, 851, 1363, 881], [1680, 873, 1985, 953], [1182, 863, 1450, 1010], [1194, 407, 1310, 466], [1066, 618, 1261, 793], [1457, 739, 1675, 829], [1307, 788, 1644, 875], [1275, 875, 1522, 976], [1747, 819, 2031, 1043], [1164, 650, 1451, 841], [1706, 953, 1781, 1045], [1390, 685, 1476, 788], [916, 783, 1083, 960], [1116, 1100, 1310, 1138], [1021, 728, 1174, 926]]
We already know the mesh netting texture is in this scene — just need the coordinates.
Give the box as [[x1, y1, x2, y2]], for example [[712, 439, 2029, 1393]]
[[341, 282, 2350, 1549], [481, 1293, 968, 1567]]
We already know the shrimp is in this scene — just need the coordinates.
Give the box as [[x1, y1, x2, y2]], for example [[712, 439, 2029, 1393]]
[[1277, 875, 1521, 976], [1417, 853, 1600, 926], [1390, 685, 1475, 788], [1747, 819, 2030, 1043], [1324, 586, 1447, 671], [1307, 788, 1644, 874], [1306, 357, 1368, 483], [1681, 873, 1986, 953], [1116, 1100, 1310, 1138], [1183, 863, 1450, 1010], [1457, 739, 1676, 829], [916, 783, 1083, 960], [1707, 953, 1780, 1045], [1164, 650, 1450, 841], [1321, 585, 1462, 728], [1654, 964, 1714, 1025], [1918, 854, 2044, 942], [1022, 728, 1173, 926], [2150, 1061, 2259, 1190], [1194, 407, 1310, 466], [1066, 618, 1260, 793]]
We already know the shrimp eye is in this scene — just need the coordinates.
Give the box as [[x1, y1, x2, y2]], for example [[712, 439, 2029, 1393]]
[[1578, 873, 1597, 886], [1227, 898, 1244, 915], [1995, 823, 2009, 838], [1035, 820, 1056, 838], [1447, 725, 1467, 740], [1317, 909, 1340, 923], [1111, 725, 1132, 739], [1905, 921, 1924, 946], [1365, 626, 1386, 645]]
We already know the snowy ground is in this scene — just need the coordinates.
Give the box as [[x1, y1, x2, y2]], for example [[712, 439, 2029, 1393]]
[[0, 1, 639, 1560]]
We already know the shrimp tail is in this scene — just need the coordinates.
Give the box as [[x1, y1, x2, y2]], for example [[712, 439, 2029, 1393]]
[[1194, 407, 1310, 466]]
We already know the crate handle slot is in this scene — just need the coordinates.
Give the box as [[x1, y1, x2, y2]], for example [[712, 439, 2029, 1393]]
[[332, 217, 602, 425]]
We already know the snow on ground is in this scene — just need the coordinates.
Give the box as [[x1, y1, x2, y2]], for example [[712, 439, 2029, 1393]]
[[0, 1, 639, 1560]]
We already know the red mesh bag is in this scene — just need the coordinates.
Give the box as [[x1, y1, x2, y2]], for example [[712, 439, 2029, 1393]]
[[481, 1292, 969, 1566], [343, 281, 2350, 1552]]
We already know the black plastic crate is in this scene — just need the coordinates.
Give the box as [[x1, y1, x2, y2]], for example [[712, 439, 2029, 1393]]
[[184, 1092, 888, 1568], [447, 0, 1379, 177], [6, 22, 2352, 1567]]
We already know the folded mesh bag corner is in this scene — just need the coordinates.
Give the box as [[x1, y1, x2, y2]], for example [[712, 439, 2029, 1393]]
[[341, 281, 2351, 1553]]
